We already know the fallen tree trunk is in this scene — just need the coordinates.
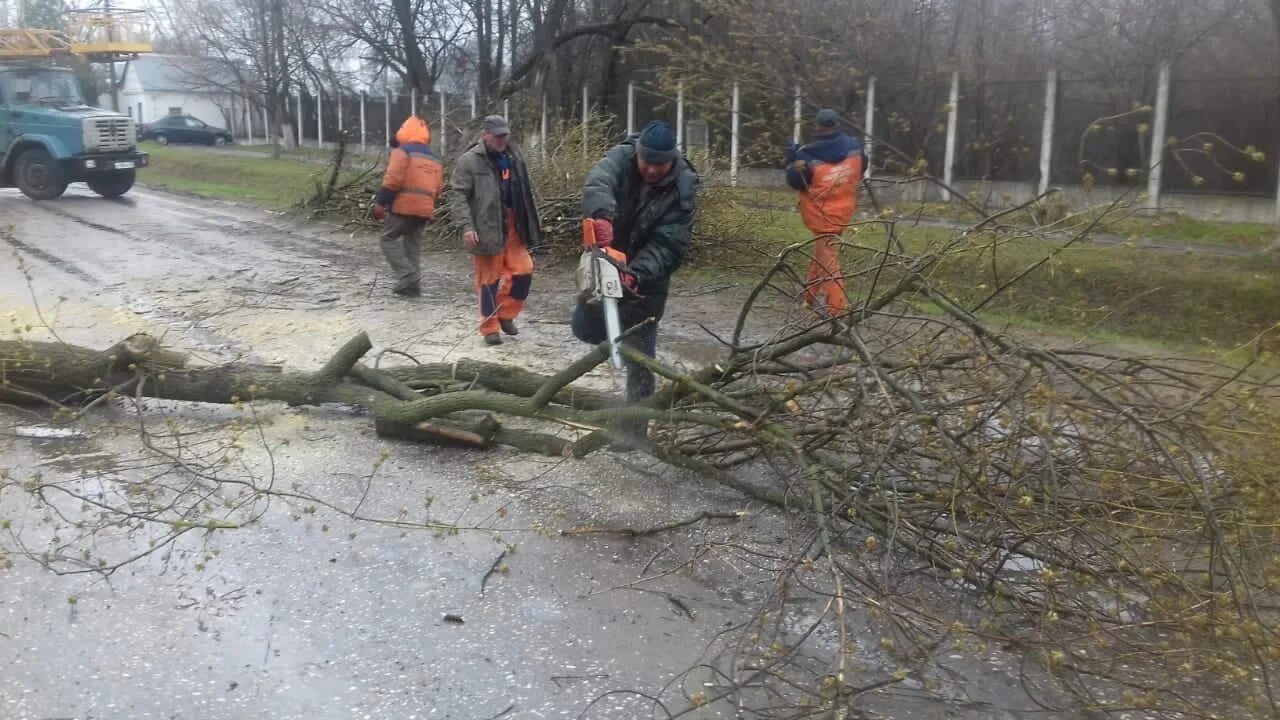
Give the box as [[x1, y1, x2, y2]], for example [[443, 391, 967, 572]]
[[1, 333, 384, 409], [0, 332, 607, 457]]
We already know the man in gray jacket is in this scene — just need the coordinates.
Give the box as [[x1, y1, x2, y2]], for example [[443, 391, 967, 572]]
[[449, 115, 543, 345]]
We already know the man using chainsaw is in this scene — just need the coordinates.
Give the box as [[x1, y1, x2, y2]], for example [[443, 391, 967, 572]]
[[372, 115, 445, 298], [574, 120, 699, 441], [449, 115, 542, 345], [785, 108, 865, 317]]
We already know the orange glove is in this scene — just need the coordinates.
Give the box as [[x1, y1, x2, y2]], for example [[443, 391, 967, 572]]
[[619, 269, 639, 293]]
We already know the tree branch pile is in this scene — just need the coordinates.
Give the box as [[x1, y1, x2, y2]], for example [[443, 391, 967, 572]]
[[4, 206, 1278, 717], [299, 112, 627, 251]]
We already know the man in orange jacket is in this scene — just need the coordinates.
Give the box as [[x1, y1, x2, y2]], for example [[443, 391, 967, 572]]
[[785, 109, 865, 317], [373, 115, 444, 297]]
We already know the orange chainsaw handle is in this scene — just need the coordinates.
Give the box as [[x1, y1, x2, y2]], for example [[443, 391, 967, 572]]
[[582, 219, 626, 264]]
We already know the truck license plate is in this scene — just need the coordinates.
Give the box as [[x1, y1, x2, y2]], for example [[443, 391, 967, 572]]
[[114, 161, 136, 169]]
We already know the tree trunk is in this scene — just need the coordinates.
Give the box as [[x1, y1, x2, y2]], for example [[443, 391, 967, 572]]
[[272, 0, 293, 151], [393, 0, 433, 95], [0, 333, 616, 458]]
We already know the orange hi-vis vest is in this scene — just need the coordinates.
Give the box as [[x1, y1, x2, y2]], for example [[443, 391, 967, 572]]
[[799, 153, 863, 235]]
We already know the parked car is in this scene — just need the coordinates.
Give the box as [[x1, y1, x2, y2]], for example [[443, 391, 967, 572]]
[[139, 115, 233, 146]]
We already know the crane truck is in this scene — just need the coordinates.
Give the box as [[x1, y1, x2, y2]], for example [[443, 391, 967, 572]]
[[0, 11, 152, 200]]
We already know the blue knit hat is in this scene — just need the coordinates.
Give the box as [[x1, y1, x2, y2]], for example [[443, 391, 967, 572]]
[[637, 120, 678, 163], [814, 108, 841, 136]]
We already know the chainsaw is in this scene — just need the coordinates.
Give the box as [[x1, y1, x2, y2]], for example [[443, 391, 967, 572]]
[[578, 219, 627, 370]]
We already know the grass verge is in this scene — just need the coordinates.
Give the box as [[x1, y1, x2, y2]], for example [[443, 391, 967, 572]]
[[873, 198, 1277, 250], [695, 190, 1280, 355], [138, 144, 349, 209]]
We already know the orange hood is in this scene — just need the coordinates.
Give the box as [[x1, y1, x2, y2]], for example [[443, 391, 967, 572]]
[[396, 116, 431, 146]]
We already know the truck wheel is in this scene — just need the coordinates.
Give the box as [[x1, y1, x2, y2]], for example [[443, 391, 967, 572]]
[[87, 170, 136, 198], [14, 147, 68, 200], [156, 134, 169, 145]]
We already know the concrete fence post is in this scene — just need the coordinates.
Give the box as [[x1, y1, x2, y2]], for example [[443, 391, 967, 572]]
[[360, 91, 366, 152], [792, 84, 801, 144], [731, 81, 740, 188], [1038, 69, 1058, 198], [942, 71, 960, 202], [676, 81, 684, 151], [470, 91, 477, 119], [295, 90, 303, 147], [337, 90, 343, 135], [438, 92, 447, 155], [627, 82, 635, 136], [384, 89, 391, 146], [582, 83, 589, 161], [317, 89, 324, 146], [864, 76, 876, 178], [503, 98, 510, 125], [1274, 157, 1280, 225], [1147, 61, 1171, 213], [411, 88, 417, 117]]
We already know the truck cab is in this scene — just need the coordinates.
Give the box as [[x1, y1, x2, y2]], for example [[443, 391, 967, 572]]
[[0, 63, 149, 200]]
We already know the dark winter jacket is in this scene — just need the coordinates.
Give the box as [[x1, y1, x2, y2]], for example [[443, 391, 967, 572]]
[[449, 140, 542, 255], [582, 135, 699, 319]]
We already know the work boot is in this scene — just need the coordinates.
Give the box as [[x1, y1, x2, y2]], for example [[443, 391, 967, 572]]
[[393, 284, 421, 298], [484, 333, 504, 346], [499, 319, 519, 336]]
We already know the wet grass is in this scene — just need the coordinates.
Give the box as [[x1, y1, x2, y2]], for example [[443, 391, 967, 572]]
[[138, 144, 342, 209], [693, 191, 1280, 355], [704, 188, 1276, 250], [872, 199, 1277, 250]]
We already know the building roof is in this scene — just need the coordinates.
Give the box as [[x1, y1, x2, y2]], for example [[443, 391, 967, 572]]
[[129, 54, 248, 94]]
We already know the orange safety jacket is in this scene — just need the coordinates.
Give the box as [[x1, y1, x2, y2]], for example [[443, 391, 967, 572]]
[[376, 116, 444, 219], [797, 153, 863, 235]]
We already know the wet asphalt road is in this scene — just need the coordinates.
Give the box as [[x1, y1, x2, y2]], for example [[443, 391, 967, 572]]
[[0, 186, 1045, 719]]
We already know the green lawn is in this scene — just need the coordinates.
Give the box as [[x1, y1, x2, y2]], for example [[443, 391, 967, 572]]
[[138, 144, 343, 209], [870, 199, 1277, 251], [704, 189, 1277, 250], [695, 191, 1280, 355]]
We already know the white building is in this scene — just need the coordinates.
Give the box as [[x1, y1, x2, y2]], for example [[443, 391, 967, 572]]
[[102, 54, 251, 130]]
